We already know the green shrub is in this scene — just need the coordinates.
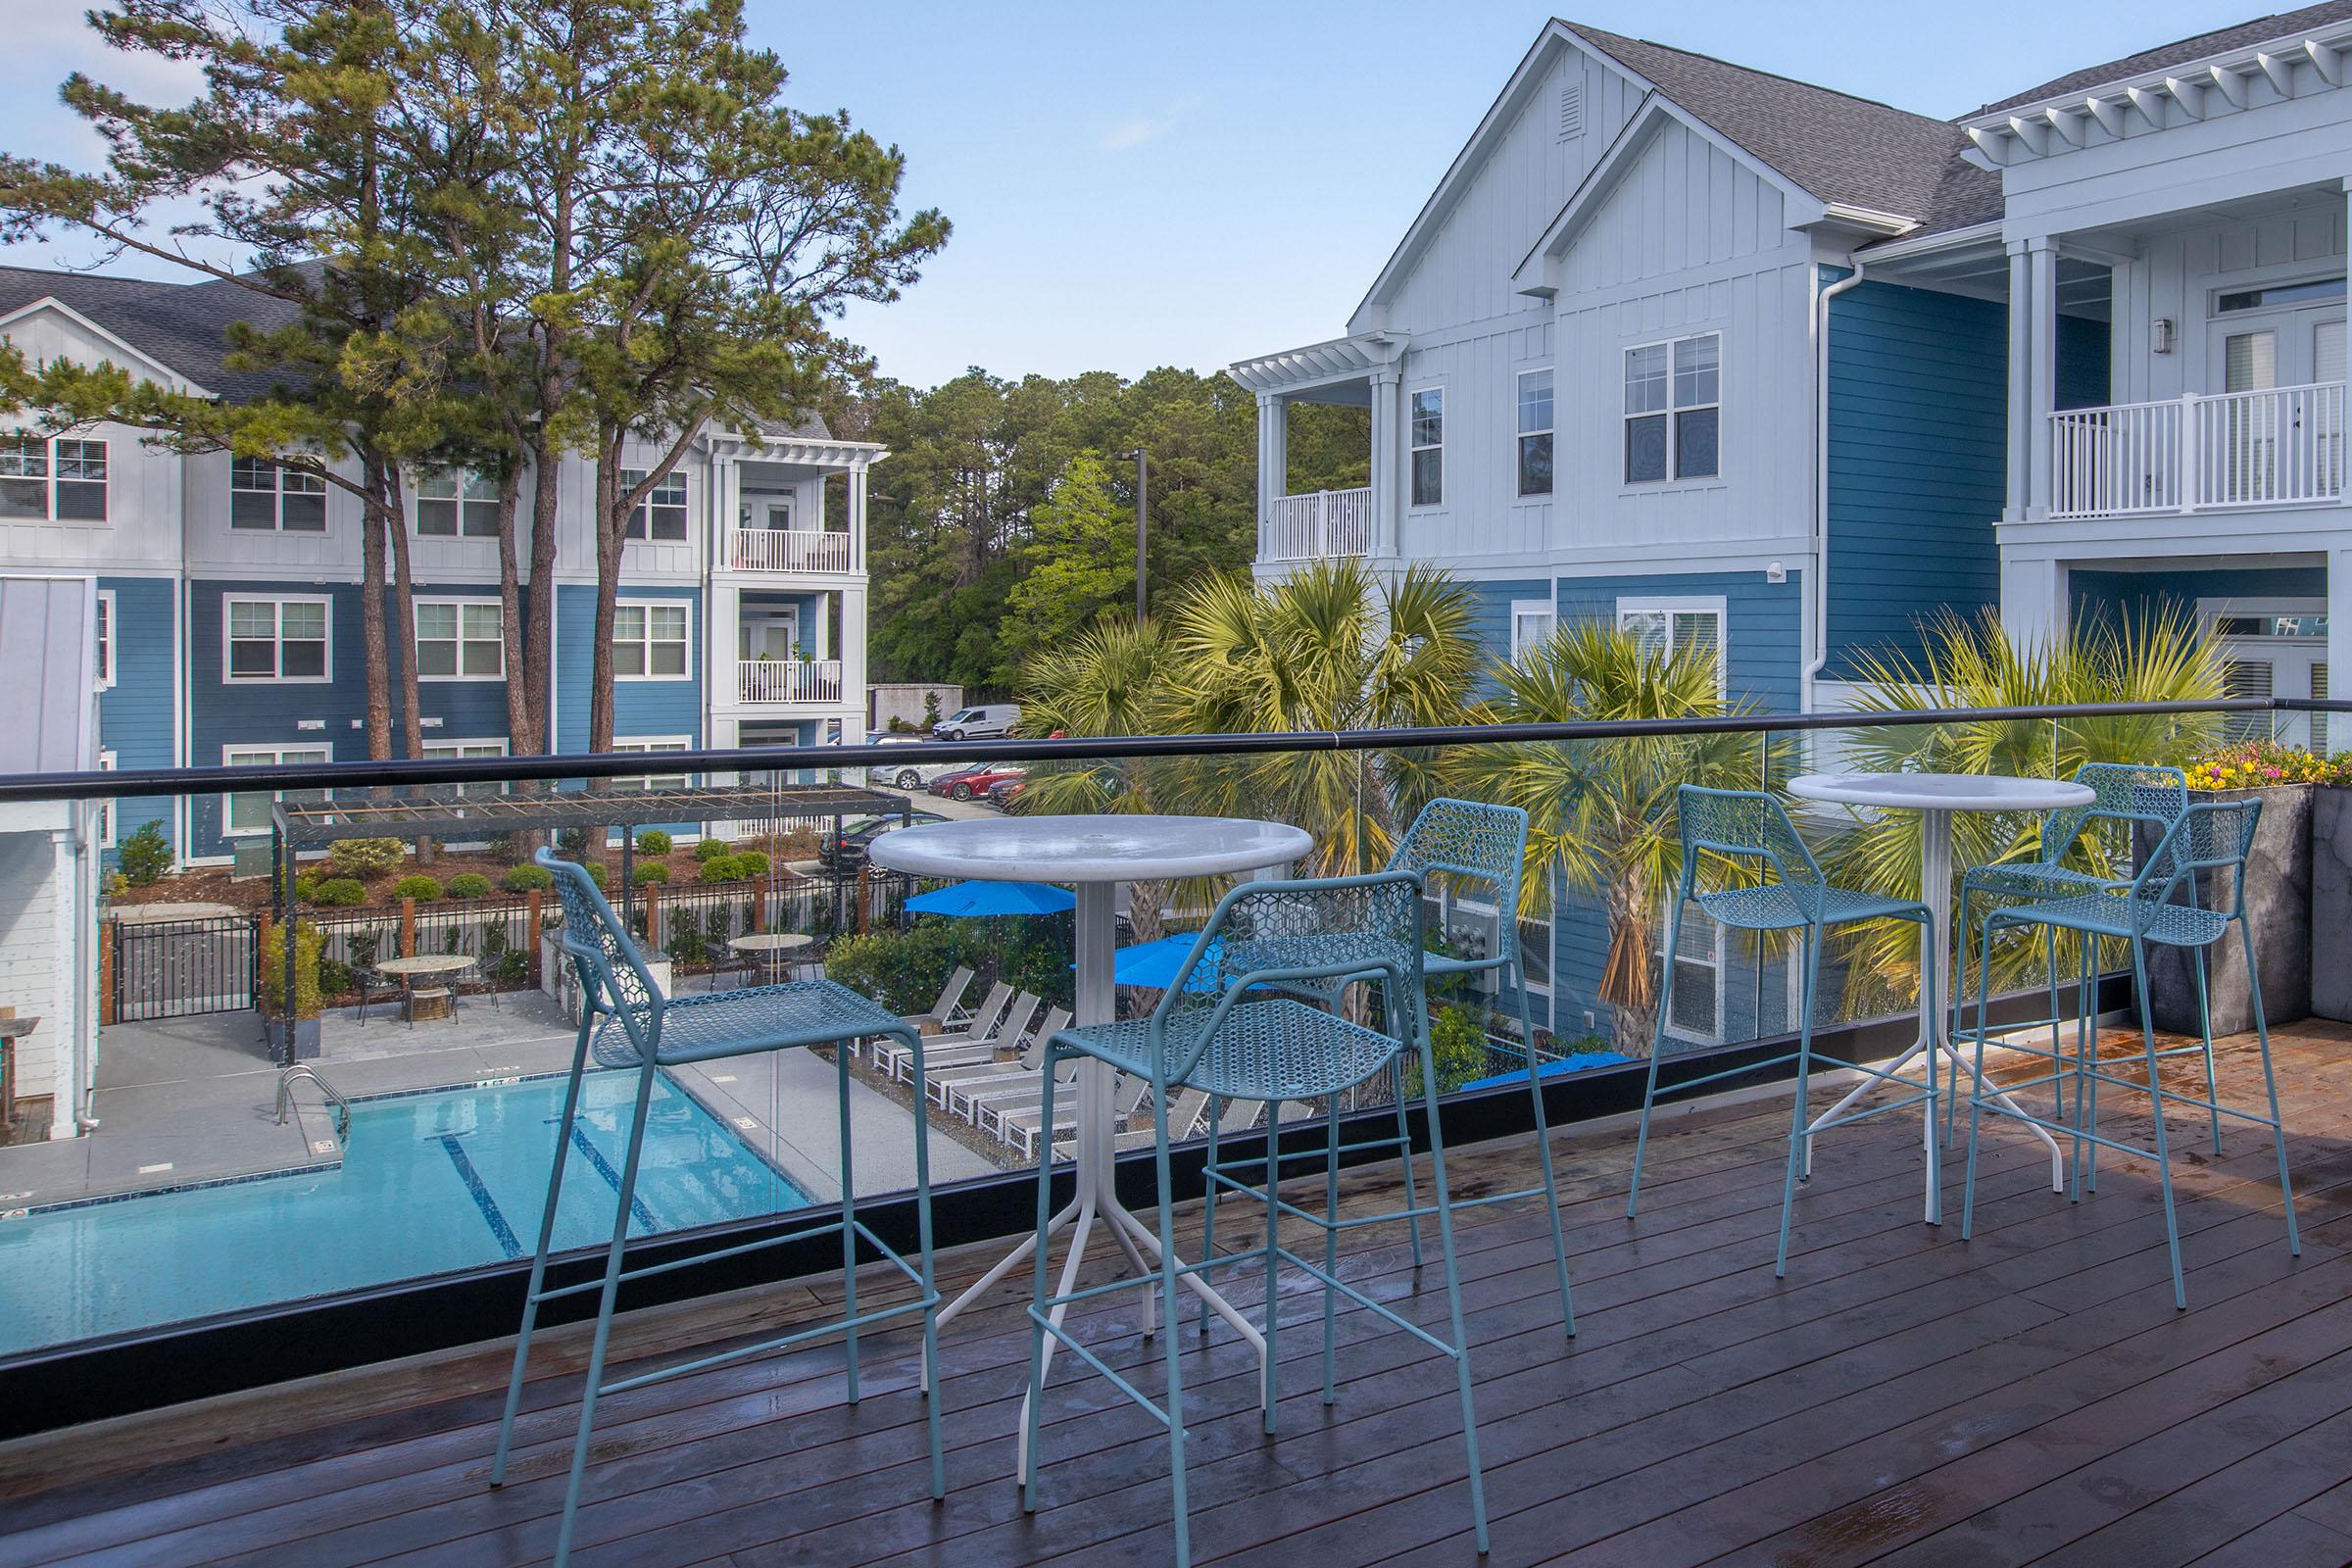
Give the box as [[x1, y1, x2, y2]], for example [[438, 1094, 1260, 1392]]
[[733, 849, 770, 876], [557, 827, 591, 857], [632, 861, 670, 885], [328, 837, 405, 879], [317, 957, 356, 999], [1404, 1004, 1491, 1100], [259, 921, 323, 1019], [312, 877, 368, 907], [693, 838, 732, 862], [699, 855, 742, 883], [446, 872, 492, 900], [293, 870, 322, 902], [585, 861, 609, 888], [117, 820, 172, 886], [635, 829, 672, 856], [502, 864, 555, 893], [393, 874, 443, 903]]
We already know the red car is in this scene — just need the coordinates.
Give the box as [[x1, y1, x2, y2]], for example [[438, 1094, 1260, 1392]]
[[929, 762, 1026, 802]]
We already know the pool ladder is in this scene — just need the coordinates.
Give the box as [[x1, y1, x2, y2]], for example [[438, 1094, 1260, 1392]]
[[276, 1063, 352, 1142]]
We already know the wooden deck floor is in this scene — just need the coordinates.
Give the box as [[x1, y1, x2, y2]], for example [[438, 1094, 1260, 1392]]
[[5, 1022, 2352, 1567]]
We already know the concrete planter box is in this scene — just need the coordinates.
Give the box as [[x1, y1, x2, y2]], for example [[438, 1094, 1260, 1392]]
[[2135, 784, 2312, 1037], [2309, 787, 2352, 1022]]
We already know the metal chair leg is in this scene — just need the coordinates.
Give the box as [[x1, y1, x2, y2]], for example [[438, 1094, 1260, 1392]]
[[1385, 976, 1424, 1270], [1197, 1095, 1222, 1335], [1152, 1101, 1195, 1568], [902, 1028, 945, 1500], [1260, 1102, 1281, 1436], [1963, 916, 1999, 1239], [2240, 920, 2300, 1258], [2132, 939, 2187, 1311], [1628, 896, 1688, 1218], [2192, 946, 2221, 1154], [836, 1041, 860, 1403], [1516, 978, 1574, 1336], [1776, 923, 1822, 1279], [1019, 1052, 1060, 1514], [1321, 1093, 1342, 1407], [1410, 990, 1490, 1554]]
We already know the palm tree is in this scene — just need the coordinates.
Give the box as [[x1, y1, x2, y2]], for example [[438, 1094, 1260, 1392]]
[[1824, 604, 2224, 1011], [1452, 620, 1761, 1052]]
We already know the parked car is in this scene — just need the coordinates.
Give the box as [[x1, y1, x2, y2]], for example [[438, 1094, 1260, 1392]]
[[932, 704, 1020, 741], [818, 810, 947, 872], [930, 762, 1026, 802], [860, 736, 964, 792], [985, 776, 1026, 810]]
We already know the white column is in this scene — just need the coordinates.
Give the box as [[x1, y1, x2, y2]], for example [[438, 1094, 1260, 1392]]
[[839, 582, 869, 738], [849, 464, 868, 570], [1369, 368, 1402, 559], [710, 581, 742, 709], [813, 591, 831, 660], [1999, 554, 2067, 649], [2026, 236, 2059, 520], [2004, 242, 2032, 522], [2328, 548, 2352, 716], [1256, 394, 1286, 539]]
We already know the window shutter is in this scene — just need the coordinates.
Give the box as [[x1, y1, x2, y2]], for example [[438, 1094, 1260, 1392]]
[[1558, 82, 1584, 141]]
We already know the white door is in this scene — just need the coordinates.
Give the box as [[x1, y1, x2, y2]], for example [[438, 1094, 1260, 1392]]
[[739, 614, 798, 662], [2210, 291, 2349, 505], [2209, 599, 2328, 752]]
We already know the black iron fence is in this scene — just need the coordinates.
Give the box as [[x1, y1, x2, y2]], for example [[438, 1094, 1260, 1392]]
[[106, 914, 259, 1021]]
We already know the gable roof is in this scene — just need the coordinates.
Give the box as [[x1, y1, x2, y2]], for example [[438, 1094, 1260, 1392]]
[[1558, 22, 2000, 233], [0, 264, 307, 401], [1971, 0, 2352, 116]]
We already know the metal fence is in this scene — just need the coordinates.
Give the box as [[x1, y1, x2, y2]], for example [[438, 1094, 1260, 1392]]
[[108, 914, 259, 1021]]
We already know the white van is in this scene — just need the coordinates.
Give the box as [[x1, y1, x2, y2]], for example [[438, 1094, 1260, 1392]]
[[932, 704, 1021, 741]]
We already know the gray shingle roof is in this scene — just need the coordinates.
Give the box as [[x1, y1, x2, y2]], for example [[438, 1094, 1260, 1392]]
[[1560, 22, 2003, 234], [1972, 0, 2352, 116], [0, 263, 308, 400]]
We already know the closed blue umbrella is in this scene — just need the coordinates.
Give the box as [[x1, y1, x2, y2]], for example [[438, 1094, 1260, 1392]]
[[906, 879, 1075, 917]]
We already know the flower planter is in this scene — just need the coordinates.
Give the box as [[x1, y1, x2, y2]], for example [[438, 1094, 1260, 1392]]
[[2134, 783, 2312, 1037], [2308, 786, 2352, 1022]]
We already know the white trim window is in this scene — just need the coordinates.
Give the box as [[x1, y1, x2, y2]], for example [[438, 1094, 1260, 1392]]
[[415, 600, 504, 680], [1662, 902, 1726, 1045], [225, 596, 330, 682], [1624, 333, 1721, 484], [1510, 600, 1556, 668], [0, 434, 108, 521], [94, 589, 115, 691], [1617, 596, 1726, 695], [422, 737, 510, 798], [1516, 368, 1554, 497], [623, 467, 689, 541], [613, 736, 690, 791], [613, 600, 690, 680], [1408, 388, 1444, 507], [416, 468, 500, 537], [96, 749, 117, 848], [222, 744, 331, 838], [230, 459, 327, 531]]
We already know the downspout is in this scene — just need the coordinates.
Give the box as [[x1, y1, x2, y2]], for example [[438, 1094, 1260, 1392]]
[[1804, 259, 1867, 714]]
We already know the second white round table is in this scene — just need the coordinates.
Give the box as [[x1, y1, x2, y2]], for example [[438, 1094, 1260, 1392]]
[[1786, 772, 2092, 1217]]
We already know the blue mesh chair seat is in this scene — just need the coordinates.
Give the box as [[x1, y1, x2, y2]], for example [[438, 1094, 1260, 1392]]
[[1960, 799, 2299, 1310], [1629, 786, 1938, 1276], [492, 852, 945, 1568], [1697, 882, 1930, 932], [591, 980, 914, 1068], [1020, 870, 1494, 1565]]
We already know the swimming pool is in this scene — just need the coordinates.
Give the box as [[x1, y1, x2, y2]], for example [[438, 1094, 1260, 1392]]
[[0, 1073, 808, 1356]]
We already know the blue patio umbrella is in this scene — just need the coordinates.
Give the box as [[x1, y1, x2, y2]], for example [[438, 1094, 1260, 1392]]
[[906, 879, 1075, 917], [1107, 933, 1223, 992]]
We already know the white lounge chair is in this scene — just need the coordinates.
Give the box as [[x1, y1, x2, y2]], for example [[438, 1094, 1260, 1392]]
[[910, 965, 976, 1030], [878, 982, 1011, 1081], [924, 996, 1044, 1107], [1002, 1068, 1149, 1159]]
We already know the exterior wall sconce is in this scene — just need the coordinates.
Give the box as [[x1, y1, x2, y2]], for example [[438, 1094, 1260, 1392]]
[[2152, 318, 2176, 354]]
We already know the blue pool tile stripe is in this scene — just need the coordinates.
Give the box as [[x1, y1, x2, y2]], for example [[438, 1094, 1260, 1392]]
[[567, 1122, 660, 1235], [437, 1135, 522, 1259]]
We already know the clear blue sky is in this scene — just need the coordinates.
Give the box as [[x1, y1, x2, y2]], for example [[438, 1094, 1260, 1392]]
[[0, 0, 2263, 388]]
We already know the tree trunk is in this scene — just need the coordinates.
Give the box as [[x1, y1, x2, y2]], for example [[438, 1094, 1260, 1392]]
[[588, 447, 623, 758], [1599, 874, 1658, 1054], [495, 459, 533, 755], [380, 464, 431, 865], [524, 431, 560, 754], [358, 457, 393, 762]]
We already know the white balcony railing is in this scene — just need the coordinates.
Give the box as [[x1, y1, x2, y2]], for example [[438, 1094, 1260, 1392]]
[[728, 528, 855, 573], [737, 659, 845, 705], [2050, 381, 2347, 519], [1259, 486, 1372, 563]]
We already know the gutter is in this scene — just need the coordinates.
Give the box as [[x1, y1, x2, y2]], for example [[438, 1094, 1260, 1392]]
[[1804, 259, 1868, 714]]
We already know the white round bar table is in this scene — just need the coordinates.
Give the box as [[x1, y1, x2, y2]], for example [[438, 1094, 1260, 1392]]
[[1786, 772, 2091, 1216], [869, 813, 1311, 1454]]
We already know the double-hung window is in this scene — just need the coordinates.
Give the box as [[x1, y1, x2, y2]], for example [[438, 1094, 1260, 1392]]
[[623, 468, 689, 541], [416, 469, 501, 537], [1510, 601, 1556, 667], [225, 597, 329, 681], [1624, 333, 1720, 484], [416, 601, 504, 680], [1516, 369, 1554, 497], [230, 459, 327, 531], [1663, 905, 1724, 1044], [613, 737, 690, 791], [0, 434, 108, 520], [222, 745, 330, 837], [422, 738, 509, 798], [1617, 597, 1725, 695], [1409, 389, 1444, 507], [613, 602, 690, 678], [94, 590, 115, 691]]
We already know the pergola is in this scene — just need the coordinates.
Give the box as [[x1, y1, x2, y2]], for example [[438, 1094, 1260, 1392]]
[[268, 780, 910, 1051]]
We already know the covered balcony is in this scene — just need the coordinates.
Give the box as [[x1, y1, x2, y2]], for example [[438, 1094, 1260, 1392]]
[[737, 655, 846, 705], [1229, 331, 1403, 569], [711, 429, 877, 579], [1261, 483, 1373, 562], [2051, 381, 2346, 518]]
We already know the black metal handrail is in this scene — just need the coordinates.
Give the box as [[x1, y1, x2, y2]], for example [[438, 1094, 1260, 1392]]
[[0, 695, 2329, 805]]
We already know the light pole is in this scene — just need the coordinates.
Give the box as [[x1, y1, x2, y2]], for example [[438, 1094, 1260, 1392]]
[[1125, 447, 1148, 620]]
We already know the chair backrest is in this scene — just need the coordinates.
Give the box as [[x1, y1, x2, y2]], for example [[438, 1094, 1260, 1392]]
[[2132, 797, 2262, 921], [1020, 1006, 1072, 1067], [1161, 1087, 1210, 1139], [930, 965, 977, 1020], [1218, 1097, 1261, 1135], [1674, 787, 1824, 909], [995, 992, 1043, 1050], [536, 850, 664, 1054], [2045, 762, 2189, 858], [957, 981, 1013, 1039], [1388, 798, 1531, 969]]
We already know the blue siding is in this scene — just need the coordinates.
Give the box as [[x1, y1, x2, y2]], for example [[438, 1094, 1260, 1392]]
[[1552, 569, 1803, 713], [2057, 310, 2113, 413], [97, 575, 178, 864], [2072, 565, 2324, 630], [554, 583, 705, 755], [1460, 577, 1549, 693], [1823, 276, 2005, 678]]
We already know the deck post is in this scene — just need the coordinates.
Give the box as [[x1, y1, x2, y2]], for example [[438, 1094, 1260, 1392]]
[[524, 890, 542, 985]]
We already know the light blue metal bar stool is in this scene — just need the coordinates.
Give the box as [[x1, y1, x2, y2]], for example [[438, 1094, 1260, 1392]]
[[490, 850, 943, 1567], [1022, 871, 1491, 1565], [1197, 798, 1574, 1339], [1961, 798, 2298, 1309], [1953, 762, 2198, 1147], [1628, 786, 1939, 1275]]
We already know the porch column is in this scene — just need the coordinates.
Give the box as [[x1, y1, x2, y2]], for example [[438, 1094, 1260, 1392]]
[[711, 580, 742, 709], [1369, 368, 1402, 559], [714, 451, 741, 565], [2328, 549, 2352, 715], [2025, 236, 2059, 520], [2003, 241, 2032, 522], [1999, 554, 2067, 649], [849, 464, 869, 569], [1255, 394, 1287, 541], [839, 583, 869, 733]]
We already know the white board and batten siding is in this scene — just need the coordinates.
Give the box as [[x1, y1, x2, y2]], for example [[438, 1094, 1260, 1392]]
[[2106, 204, 2350, 406]]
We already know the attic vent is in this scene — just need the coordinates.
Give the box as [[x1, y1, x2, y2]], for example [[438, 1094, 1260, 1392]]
[[1557, 83, 1584, 141]]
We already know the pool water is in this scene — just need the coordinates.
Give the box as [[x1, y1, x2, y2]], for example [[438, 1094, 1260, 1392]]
[[0, 1074, 807, 1356]]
